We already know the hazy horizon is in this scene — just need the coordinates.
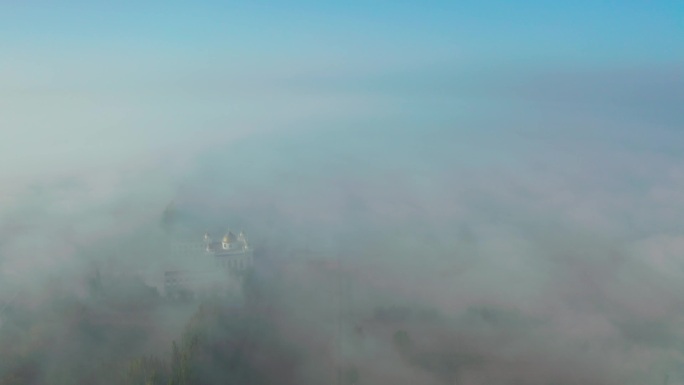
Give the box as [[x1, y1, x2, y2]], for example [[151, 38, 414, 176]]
[[1, 2, 683, 384]]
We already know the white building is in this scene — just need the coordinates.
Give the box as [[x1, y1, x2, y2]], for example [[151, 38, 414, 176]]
[[164, 230, 253, 299]]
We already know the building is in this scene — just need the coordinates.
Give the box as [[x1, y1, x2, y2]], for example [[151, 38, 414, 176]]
[[164, 230, 253, 299]]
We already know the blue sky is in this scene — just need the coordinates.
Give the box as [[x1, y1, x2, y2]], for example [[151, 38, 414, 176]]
[[3, 1, 681, 93], [0, 1, 682, 177], [2, 1, 682, 65]]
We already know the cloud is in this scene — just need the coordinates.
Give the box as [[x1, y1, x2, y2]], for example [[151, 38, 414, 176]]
[[1, 54, 683, 384]]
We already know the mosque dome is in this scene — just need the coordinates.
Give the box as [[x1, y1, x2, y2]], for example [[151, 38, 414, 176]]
[[222, 232, 236, 244]]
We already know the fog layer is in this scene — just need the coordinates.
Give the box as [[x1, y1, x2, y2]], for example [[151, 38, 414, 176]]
[[1, 7, 683, 383]]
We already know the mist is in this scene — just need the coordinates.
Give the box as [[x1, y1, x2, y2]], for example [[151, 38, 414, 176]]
[[2, 2, 684, 384]]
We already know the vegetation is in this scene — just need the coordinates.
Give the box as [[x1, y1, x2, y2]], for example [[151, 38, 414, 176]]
[[122, 297, 298, 385], [0, 273, 164, 385], [160, 202, 177, 234], [0, 268, 296, 385], [0, 254, 520, 385]]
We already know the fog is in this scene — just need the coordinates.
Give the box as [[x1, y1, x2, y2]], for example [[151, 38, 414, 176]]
[[2, 3, 684, 385]]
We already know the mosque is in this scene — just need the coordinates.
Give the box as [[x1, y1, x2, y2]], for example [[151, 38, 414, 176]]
[[163, 230, 254, 299]]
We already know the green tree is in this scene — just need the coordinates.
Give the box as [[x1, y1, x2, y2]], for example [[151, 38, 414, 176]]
[[168, 341, 188, 385], [124, 356, 168, 385]]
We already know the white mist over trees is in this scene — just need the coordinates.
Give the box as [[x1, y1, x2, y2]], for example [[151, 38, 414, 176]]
[[0, 2, 682, 383], [2, 116, 684, 384]]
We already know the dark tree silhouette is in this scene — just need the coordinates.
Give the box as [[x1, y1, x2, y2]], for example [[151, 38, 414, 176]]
[[160, 201, 177, 234]]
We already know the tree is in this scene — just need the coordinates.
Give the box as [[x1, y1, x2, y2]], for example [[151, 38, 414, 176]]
[[340, 366, 360, 385], [124, 356, 168, 385], [160, 202, 177, 234], [168, 341, 188, 385], [393, 330, 412, 354], [88, 267, 103, 298]]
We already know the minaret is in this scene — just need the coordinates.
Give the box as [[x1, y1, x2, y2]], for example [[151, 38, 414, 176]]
[[238, 230, 248, 249], [203, 232, 212, 252]]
